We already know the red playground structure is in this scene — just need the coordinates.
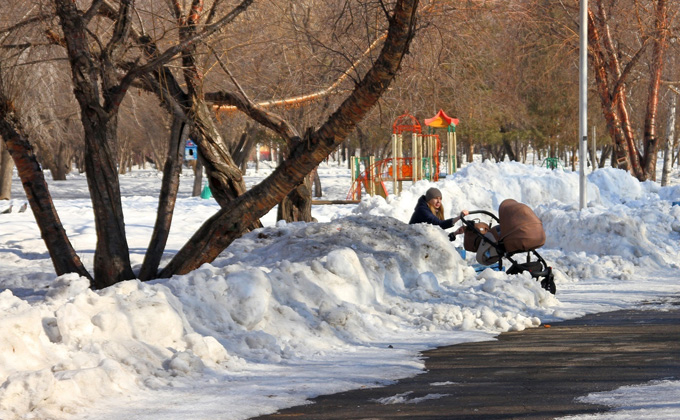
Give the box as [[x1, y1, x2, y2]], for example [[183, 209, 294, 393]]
[[347, 110, 459, 200]]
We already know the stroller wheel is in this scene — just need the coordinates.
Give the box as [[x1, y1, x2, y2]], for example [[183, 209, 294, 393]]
[[541, 276, 556, 295]]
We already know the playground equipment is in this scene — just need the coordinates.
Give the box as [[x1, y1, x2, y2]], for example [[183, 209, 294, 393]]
[[424, 109, 459, 176], [542, 157, 564, 170], [184, 139, 198, 161], [347, 111, 459, 200]]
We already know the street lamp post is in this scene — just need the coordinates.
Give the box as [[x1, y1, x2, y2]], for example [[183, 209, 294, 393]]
[[579, 0, 588, 210]]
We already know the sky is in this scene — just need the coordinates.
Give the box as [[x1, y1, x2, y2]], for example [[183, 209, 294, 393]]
[[0, 156, 679, 420]]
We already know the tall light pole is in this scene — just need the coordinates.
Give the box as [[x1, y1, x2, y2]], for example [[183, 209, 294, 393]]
[[579, 0, 588, 209]]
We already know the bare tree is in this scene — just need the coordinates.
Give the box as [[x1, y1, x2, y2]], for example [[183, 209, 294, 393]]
[[587, 0, 674, 181], [1, 0, 419, 288], [159, 0, 419, 276]]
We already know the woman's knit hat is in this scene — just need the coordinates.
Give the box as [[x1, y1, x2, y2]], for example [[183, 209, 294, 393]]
[[425, 187, 442, 201]]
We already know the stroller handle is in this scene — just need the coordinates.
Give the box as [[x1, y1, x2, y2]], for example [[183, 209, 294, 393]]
[[460, 210, 500, 226]]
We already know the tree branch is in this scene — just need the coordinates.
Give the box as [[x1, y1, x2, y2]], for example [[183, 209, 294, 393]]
[[118, 0, 253, 90], [83, 0, 106, 24], [0, 14, 53, 37], [104, 0, 133, 61], [208, 47, 300, 144]]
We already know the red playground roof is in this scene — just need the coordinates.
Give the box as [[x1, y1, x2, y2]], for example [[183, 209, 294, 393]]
[[424, 109, 459, 128]]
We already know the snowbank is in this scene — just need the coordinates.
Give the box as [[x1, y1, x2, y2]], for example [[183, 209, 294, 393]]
[[0, 160, 678, 419]]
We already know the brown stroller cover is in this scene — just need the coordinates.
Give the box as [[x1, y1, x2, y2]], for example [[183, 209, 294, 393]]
[[463, 199, 545, 254], [498, 199, 545, 253], [459, 199, 555, 294]]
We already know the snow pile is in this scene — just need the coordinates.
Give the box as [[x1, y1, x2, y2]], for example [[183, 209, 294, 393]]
[[0, 160, 678, 419]]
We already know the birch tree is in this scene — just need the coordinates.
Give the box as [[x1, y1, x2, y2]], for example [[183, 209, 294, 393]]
[[587, 0, 674, 181]]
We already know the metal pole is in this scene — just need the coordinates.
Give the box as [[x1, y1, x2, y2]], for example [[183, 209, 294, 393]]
[[447, 130, 453, 175], [392, 134, 398, 196], [453, 130, 458, 172], [579, 0, 588, 209]]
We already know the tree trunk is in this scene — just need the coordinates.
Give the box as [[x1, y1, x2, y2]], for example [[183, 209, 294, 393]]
[[0, 140, 12, 199], [231, 123, 260, 172], [37, 142, 70, 181], [641, 0, 669, 181], [52, 142, 71, 180], [661, 93, 676, 186], [589, 0, 668, 181], [343, 141, 349, 169], [673, 129, 679, 167], [588, 136, 598, 170], [158, 0, 419, 277], [255, 143, 260, 172], [55, 0, 135, 288], [277, 174, 314, 223], [139, 117, 185, 280], [502, 138, 516, 161], [189, 102, 256, 210], [178, 11, 255, 213], [0, 94, 92, 280], [599, 144, 612, 168], [192, 156, 203, 197], [312, 167, 322, 198]]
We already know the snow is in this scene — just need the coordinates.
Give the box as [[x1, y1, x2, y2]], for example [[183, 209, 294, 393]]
[[1, 158, 679, 420]]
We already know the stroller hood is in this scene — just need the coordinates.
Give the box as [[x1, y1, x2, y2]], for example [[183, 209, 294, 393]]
[[499, 199, 546, 253]]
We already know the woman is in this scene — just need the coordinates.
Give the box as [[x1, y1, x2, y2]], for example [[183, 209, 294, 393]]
[[409, 187, 468, 237]]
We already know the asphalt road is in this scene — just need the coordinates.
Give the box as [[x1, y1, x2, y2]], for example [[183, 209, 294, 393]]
[[251, 300, 680, 420]]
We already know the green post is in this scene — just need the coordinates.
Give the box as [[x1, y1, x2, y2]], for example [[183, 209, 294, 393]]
[[200, 183, 212, 199]]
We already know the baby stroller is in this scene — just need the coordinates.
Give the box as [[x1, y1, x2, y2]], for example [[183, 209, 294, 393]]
[[460, 199, 556, 294]]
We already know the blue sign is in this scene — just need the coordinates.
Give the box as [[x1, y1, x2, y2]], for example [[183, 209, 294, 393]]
[[185, 139, 197, 160]]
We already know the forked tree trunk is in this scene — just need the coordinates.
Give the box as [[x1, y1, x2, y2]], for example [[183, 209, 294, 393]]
[[231, 123, 260, 172], [177, 9, 254, 213], [599, 144, 612, 168], [189, 100, 249, 205], [55, 0, 135, 288], [588, 0, 669, 181], [158, 0, 419, 277], [588, 6, 636, 173]]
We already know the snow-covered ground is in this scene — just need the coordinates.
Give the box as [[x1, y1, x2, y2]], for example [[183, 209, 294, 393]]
[[0, 157, 679, 420]]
